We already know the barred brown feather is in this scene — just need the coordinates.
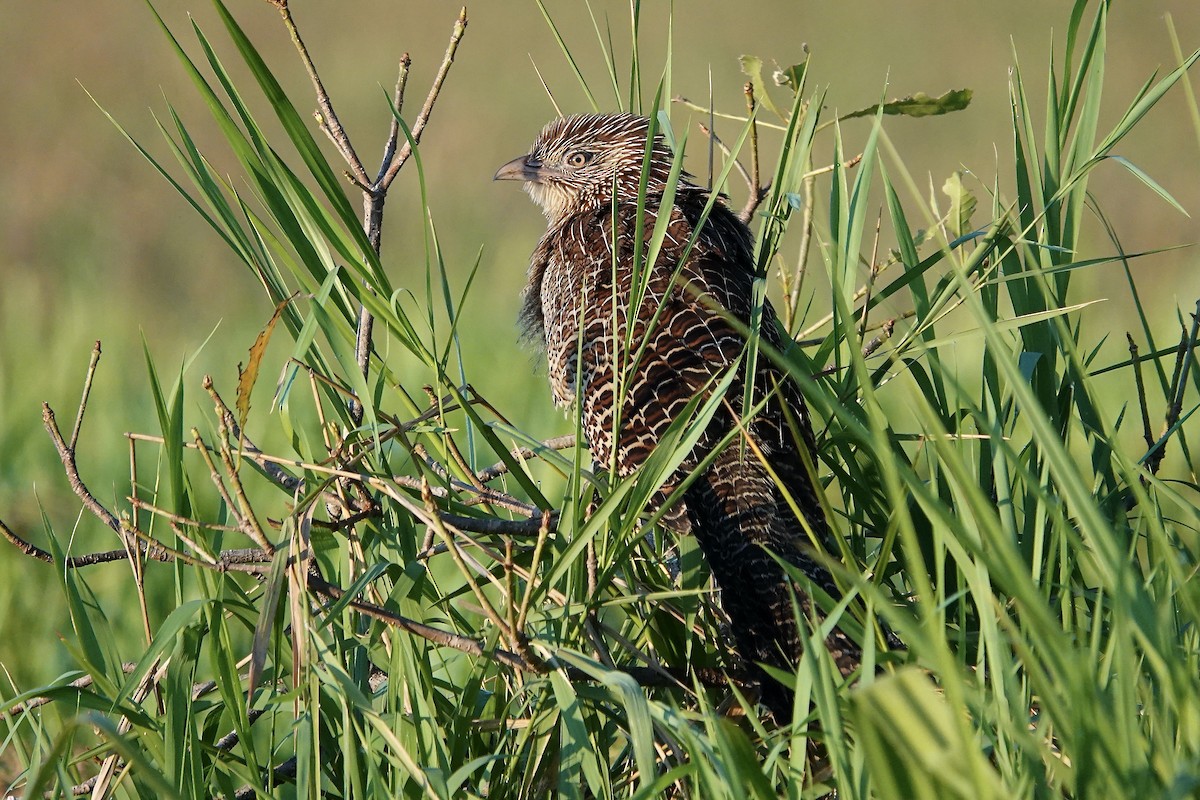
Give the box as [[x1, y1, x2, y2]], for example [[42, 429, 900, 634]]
[[496, 112, 862, 719]]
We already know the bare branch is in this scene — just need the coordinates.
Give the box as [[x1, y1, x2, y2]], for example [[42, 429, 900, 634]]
[[0, 517, 148, 567], [3, 663, 138, 718], [129, 496, 242, 534], [817, 320, 897, 377], [203, 374, 303, 493], [376, 53, 413, 186], [862, 318, 896, 360], [696, 122, 754, 195], [738, 82, 765, 224], [234, 756, 298, 800], [476, 434, 577, 483], [43, 403, 121, 534], [1128, 333, 1156, 456], [786, 173, 816, 329], [273, 1, 368, 184], [379, 8, 468, 190], [69, 341, 102, 452], [439, 511, 558, 536], [306, 568, 536, 672], [214, 416, 274, 554], [1147, 301, 1200, 474], [803, 153, 863, 179]]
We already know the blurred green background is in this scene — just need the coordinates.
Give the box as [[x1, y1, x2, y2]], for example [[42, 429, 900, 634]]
[[1, 1, 1197, 687]]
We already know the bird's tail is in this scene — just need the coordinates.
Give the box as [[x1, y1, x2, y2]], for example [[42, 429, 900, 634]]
[[684, 447, 861, 721]]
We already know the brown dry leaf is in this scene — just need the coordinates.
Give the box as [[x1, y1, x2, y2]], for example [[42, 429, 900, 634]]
[[236, 292, 297, 433]]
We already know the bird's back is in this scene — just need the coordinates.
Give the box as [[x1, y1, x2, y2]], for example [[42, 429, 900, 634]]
[[527, 190, 860, 717]]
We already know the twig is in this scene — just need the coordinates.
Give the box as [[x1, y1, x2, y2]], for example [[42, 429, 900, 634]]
[[379, 9, 469, 190], [233, 756, 298, 800], [126, 432, 535, 518], [739, 82, 764, 224], [128, 524, 272, 574], [272, 0, 368, 184], [858, 209, 883, 344], [308, 505, 380, 533], [443, 432, 489, 493], [1148, 323, 1194, 475], [1171, 300, 1200, 422], [697, 123, 753, 192], [214, 416, 275, 554], [129, 497, 242, 534], [861, 319, 896, 360], [3, 664, 138, 718], [672, 95, 789, 131], [476, 434, 577, 483], [206, 375, 304, 491], [376, 54, 413, 186], [3, 511, 270, 575], [816, 321, 897, 377], [1128, 333, 1156, 455], [803, 153, 863, 180], [43, 403, 121, 535], [517, 511, 553, 635], [306, 568, 535, 671], [796, 311, 913, 347], [69, 341, 102, 452], [438, 511, 558, 536], [421, 479, 516, 645], [216, 708, 267, 751], [391, 473, 536, 516], [786, 173, 816, 329], [191, 427, 272, 554], [0, 518, 156, 567]]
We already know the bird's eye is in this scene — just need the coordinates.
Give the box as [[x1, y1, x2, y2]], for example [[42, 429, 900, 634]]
[[565, 151, 592, 167]]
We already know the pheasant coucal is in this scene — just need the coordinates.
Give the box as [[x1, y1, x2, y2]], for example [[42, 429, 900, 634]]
[[494, 112, 861, 719]]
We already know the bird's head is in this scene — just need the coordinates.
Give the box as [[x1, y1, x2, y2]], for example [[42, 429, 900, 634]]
[[494, 113, 679, 224]]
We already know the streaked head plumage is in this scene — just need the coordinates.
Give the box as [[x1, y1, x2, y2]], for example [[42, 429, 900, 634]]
[[494, 113, 679, 223]]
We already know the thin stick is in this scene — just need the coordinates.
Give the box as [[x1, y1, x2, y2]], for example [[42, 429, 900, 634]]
[[739, 81, 762, 224], [203, 375, 303, 492], [376, 54, 413, 186], [1128, 333, 1156, 454], [804, 153, 863, 180], [69, 341, 102, 452], [697, 123, 753, 193], [0, 517, 152, 567], [861, 318, 896, 360], [858, 208, 883, 344], [421, 479, 514, 639], [672, 95, 789, 131], [43, 403, 121, 534], [379, 9, 469, 189], [128, 496, 243, 533], [475, 434, 577, 483], [787, 173, 817, 329], [273, 1, 368, 184], [307, 569, 536, 672], [215, 417, 275, 554], [1149, 325, 1192, 474], [517, 511, 553, 634], [1170, 300, 1200, 421]]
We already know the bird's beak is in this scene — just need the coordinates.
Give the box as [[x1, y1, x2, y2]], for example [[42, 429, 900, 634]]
[[493, 155, 542, 183]]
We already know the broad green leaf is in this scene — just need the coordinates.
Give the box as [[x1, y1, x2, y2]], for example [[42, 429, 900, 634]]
[[841, 88, 973, 120]]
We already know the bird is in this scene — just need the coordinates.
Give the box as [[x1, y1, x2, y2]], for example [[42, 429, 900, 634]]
[[494, 112, 862, 720]]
